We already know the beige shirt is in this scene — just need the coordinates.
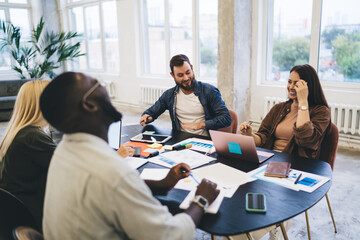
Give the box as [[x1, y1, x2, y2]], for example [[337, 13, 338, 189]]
[[273, 102, 298, 152], [43, 133, 195, 240], [176, 89, 208, 136]]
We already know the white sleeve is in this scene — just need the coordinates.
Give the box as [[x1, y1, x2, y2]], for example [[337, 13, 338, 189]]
[[110, 170, 196, 240]]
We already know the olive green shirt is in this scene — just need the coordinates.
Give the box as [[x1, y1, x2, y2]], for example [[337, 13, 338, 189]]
[[0, 126, 56, 231]]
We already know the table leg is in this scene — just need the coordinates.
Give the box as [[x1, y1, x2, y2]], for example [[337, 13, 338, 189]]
[[246, 233, 253, 240], [280, 222, 289, 240], [305, 210, 311, 240], [325, 193, 337, 233]]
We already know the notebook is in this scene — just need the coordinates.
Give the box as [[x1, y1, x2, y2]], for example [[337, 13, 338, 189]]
[[209, 130, 273, 164], [264, 162, 291, 178]]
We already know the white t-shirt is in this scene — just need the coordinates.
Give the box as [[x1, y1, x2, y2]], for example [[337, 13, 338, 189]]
[[43, 133, 195, 240], [176, 89, 208, 136]]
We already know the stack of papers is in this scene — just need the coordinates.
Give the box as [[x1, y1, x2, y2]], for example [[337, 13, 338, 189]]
[[173, 138, 216, 154], [149, 149, 215, 169], [248, 165, 330, 193], [140, 163, 256, 213]]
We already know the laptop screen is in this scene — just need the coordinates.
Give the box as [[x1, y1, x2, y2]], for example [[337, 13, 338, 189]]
[[108, 121, 122, 149]]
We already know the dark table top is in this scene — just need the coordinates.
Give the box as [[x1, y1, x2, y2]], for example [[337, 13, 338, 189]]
[[119, 124, 333, 236]]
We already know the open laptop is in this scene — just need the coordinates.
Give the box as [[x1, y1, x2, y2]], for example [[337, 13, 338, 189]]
[[209, 130, 273, 163], [108, 120, 122, 150]]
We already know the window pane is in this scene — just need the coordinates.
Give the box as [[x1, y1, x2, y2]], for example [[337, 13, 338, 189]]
[[267, 0, 312, 81], [199, 0, 218, 78], [143, 0, 166, 74], [318, 0, 360, 83], [169, 0, 192, 61], [85, 5, 103, 69], [103, 1, 119, 72], [0, 9, 10, 70], [69, 7, 87, 70], [8, 0, 27, 3], [9, 8, 31, 41]]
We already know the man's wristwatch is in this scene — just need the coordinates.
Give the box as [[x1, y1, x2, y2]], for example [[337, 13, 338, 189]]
[[192, 195, 209, 211], [298, 105, 308, 111]]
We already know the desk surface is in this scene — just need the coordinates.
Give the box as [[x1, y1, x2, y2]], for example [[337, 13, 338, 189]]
[[119, 125, 333, 236]]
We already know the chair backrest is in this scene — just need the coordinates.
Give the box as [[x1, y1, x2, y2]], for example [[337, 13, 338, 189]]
[[0, 188, 38, 240], [13, 226, 44, 240], [218, 109, 238, 134], [319, 122, 339, 170]]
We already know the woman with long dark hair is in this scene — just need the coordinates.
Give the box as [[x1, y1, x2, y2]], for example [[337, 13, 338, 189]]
[[240, 64, 330, 159]]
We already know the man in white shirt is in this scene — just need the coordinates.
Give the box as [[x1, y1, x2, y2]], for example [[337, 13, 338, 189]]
[[39, 72, 219, 240], [140, 54, 231, 136]]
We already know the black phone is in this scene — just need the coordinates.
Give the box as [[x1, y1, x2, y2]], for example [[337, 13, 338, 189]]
[[246, 193, 267, 213], [133, 147, 141, 157]]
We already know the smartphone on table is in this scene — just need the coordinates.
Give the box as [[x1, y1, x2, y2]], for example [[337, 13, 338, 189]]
[[246, 193, 267, 213], [133, 147, 141, 157]]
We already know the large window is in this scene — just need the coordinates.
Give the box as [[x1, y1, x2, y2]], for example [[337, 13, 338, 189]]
[[140, 0, 218, 79], [318, 0, 360, 83], [266, 0, 360, 84], [66, 0, 119, 72], [0, 0, 31, 72]]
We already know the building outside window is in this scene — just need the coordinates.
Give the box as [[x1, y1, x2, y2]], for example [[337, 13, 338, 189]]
[[266, 0, 360, 84], [140, 0, 218, 81]]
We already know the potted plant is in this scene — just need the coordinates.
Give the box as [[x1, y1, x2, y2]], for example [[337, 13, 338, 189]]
[[0, 17, 84, 79]]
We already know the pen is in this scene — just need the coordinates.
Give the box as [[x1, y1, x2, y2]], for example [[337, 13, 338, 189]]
[[294, 173, 302, 184], [189, 172, 200, 185], [240, 121, 253, 132]]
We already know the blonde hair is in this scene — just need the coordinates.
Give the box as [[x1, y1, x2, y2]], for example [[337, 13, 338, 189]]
[[0, 80, 50, 160]]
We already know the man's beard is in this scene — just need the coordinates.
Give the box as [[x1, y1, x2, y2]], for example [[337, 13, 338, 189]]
[[98, 97, 123, 123], [178, 75, 195, 92]]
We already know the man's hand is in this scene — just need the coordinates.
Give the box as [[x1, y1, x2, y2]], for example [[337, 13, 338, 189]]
[[195, 179, 220, 205], [117, 144, 135, 158], [139, 114, 153, 126], [145, 163, 191, 195], [182, 122, 206, 130], [162, 163, 191, 191]]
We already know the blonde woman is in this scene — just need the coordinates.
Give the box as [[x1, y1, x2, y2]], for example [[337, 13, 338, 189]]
[[0, 80, 56, 232]]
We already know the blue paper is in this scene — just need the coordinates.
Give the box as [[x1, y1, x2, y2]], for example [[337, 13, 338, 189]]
[[228, 142, 242, 154]]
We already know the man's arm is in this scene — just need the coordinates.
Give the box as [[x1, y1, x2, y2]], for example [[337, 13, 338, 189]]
[[204, 87, 231, 130], [145, 164, 220, 226], [140, 90, 171, 125]]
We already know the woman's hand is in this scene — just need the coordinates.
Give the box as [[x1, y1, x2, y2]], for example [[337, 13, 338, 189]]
[[295, 80, 308, 105], [117, 144, 135, 158], [239, 122, 252, 136]]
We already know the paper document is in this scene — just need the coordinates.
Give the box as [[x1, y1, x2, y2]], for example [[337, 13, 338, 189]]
[[193, 163, 255, 197], [149, 149, 215, 169], [173, 138, 216, 154], [180, 188, 225, 214], [249, 165, 330, 193], [140, 168, 201, 191], [123, 157, 148, 170]]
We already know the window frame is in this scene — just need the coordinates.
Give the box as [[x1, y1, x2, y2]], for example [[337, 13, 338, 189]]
[[0, 0, 32, 77], [262, 0, 360, 90], [138, 0, 217, 84], [64, 0, 120, 74]]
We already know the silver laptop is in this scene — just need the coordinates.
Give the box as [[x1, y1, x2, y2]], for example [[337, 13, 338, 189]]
[[209, 130, 273, 163]]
